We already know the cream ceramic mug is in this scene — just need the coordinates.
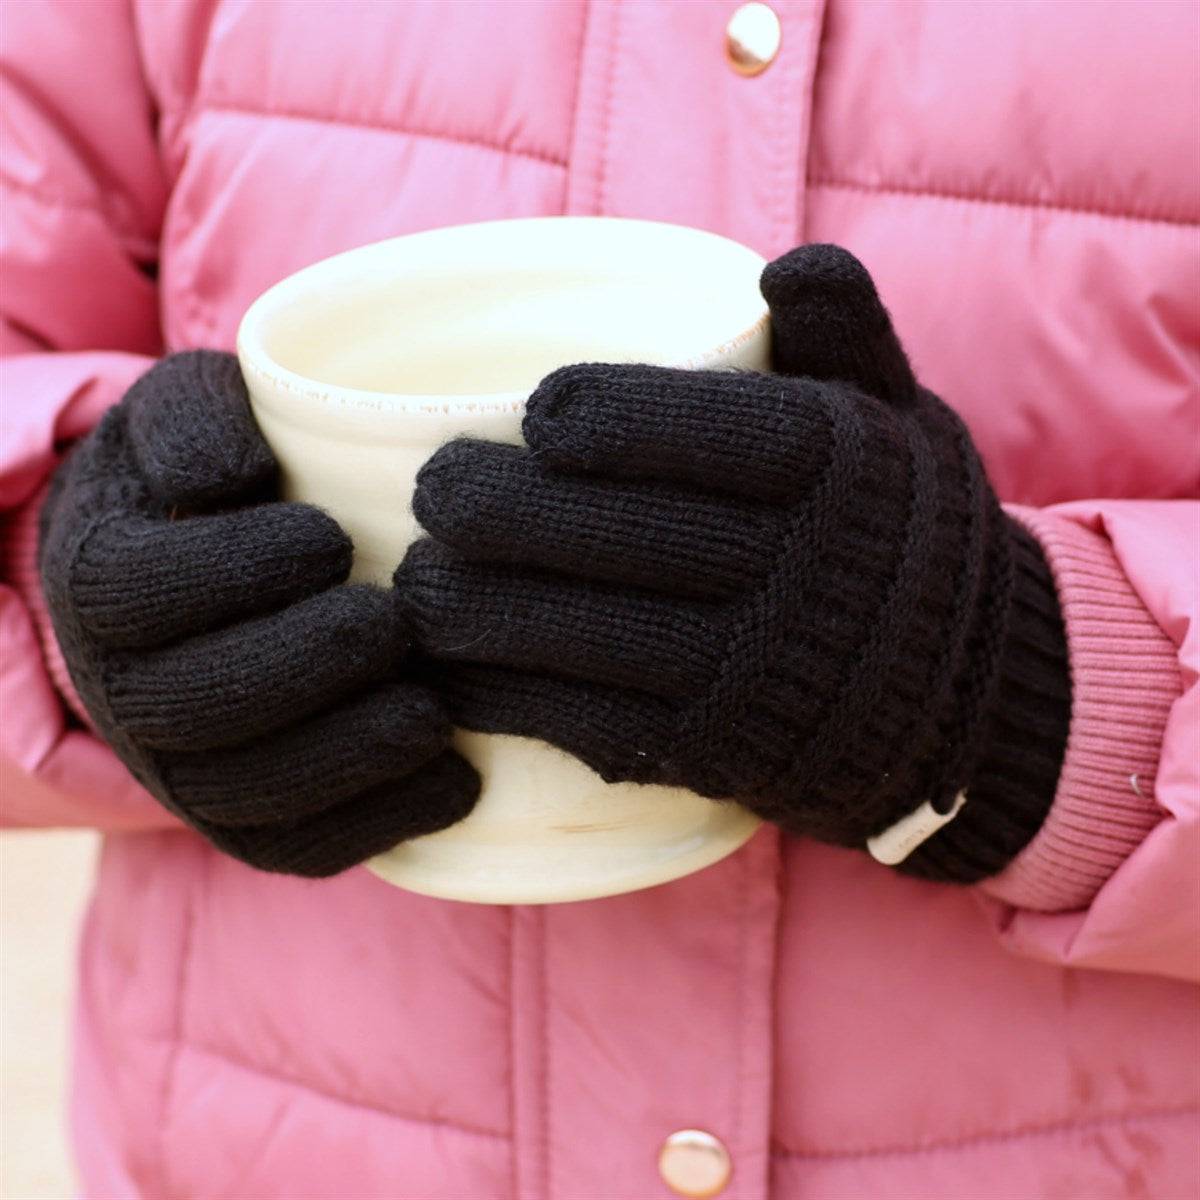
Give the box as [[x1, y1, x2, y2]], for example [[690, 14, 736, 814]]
[[236, 217, 769, 904]]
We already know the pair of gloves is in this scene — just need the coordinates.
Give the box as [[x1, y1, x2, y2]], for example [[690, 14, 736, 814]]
[[38, 246, 1071, 882]]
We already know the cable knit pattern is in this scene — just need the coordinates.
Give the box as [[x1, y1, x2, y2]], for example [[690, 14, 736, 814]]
[[7, 458, 1176, 909], [402, 248, 1073, 884], [981, 507, 1180, 912]]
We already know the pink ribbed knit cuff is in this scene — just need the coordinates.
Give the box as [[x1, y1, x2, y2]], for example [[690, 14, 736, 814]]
[[1, 477, 97, 734], [983, 507, 1181, 913]]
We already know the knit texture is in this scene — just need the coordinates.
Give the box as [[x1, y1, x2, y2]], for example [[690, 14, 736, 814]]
[[5, 477, 95, 733], [981, 507, 1178, 912], [37, 350, 479, 876], [400, 245, 1073, 883]]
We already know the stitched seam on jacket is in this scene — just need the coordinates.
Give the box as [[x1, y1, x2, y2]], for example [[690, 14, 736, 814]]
[[567, 0, 593, 164], [770, 15, 790, 251], [794, 1, 829, 243], [774, 6, 810, 254], [0, 171, 109, 217], [157, 1037, 510, 1141], [540, 907, 551, 1200], [156, 844, 200, 1198], [507, 907, 519, 1200], [0, 173, 160, 262], [201, 101, 568, 168], [594, 2, 622, 216], [771, 1102, 1200, 1162], [732, 844, 747, 1168], [809, 178, 1198, 228]]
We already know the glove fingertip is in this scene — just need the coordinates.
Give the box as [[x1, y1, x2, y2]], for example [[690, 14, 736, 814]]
[[760, 244, 919, 409], [414, 749, 483, 829], [411, 439, 478, 535], [280, 502, 356, 585], [393, 534, 441, 584], [381, 683, 454, 754], [126, 350, 279, 509], [525, 361, 704, 474], [760, 243, 878, 302], [522, 362, 611, 458]]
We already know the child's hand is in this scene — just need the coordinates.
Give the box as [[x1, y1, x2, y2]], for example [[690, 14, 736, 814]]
[[397, 246, 1071, 883], [38, 351, 479, 877]]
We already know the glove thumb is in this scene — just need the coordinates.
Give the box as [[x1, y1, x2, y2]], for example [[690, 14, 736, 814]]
[[759, 243, 918, 408]]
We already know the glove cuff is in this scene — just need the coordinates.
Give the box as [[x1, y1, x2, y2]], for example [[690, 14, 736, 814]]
[[899, 518, 1071, 883], [2, 473, 100, 733]]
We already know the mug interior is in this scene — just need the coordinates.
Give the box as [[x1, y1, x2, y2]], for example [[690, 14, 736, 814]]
[[238, 218, 769, 403]]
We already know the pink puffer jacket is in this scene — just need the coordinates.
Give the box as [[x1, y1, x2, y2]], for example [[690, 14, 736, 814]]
[[2, 3, 1198, 1197]]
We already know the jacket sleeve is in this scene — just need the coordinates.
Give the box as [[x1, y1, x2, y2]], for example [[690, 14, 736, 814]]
[[976, 500, 1197, 983], [0, 2, 180, 831]]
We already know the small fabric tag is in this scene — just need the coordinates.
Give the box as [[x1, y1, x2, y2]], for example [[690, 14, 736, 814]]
[[867, 791, 968, 866]]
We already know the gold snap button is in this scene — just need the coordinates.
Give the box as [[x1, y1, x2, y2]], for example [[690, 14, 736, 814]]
[[658, 1129, 732, 1198], [725, 3, 782, 76]]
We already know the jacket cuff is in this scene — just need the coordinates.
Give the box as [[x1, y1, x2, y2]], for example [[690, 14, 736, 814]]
[[1, 475, 97, 734], [980, 506, 1180, 912]]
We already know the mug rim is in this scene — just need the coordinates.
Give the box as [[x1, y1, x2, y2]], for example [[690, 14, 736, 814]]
[[235, 215, 769, 422]]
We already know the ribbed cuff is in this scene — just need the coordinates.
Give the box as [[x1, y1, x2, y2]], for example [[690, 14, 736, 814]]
[[1, 475, 97, 734], [901, 517, 1071, 883], [980, 507, 1179, 912]]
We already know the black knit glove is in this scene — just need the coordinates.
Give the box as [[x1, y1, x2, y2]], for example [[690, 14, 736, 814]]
[[38, 351, 479, 877], [397, 245, 1071, 883]]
